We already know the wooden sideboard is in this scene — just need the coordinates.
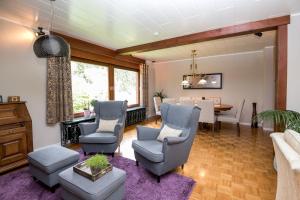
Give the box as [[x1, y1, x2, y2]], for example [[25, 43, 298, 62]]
[[0, 102, 32, 173]]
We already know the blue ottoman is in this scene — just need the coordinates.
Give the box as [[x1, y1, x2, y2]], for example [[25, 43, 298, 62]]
[[28, 145, 80, 190], [59, 167, 126, 200]]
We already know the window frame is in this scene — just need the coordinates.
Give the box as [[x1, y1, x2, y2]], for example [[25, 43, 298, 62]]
[[71, 57, 140, 116], [113, 66, 140, 108]]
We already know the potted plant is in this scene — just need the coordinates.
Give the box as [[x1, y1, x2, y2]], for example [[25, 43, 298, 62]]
[[83, 101, 91, 118], [255, 110, 300, 132], [153, 90, 167, 101], [85, 154, 110, 174]]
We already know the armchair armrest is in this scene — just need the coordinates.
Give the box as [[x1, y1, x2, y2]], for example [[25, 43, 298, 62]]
[[163, 136, 187, 145], [79, 122, 97, 135], [162, 136, 189, 163], [136, 126, 161, 140], [113, 123, 124, 136]]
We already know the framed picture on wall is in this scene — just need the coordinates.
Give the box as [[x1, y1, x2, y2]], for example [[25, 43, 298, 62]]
[[182, 73, 223, 89]]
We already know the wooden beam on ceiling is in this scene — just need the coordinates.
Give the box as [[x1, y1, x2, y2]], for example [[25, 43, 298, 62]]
[[53, 32, 145, 67], [116, 15, 290, 55]]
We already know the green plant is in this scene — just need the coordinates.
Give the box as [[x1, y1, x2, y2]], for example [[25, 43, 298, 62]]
[[90, 99, 98, 108], [85, 154, 109, 170], [153, 90, 166, 101], [255, 110, 300, 132]]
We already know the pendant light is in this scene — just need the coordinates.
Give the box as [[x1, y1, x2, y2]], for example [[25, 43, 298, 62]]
[[33, 0, 69, 58], [181, 50, 207, 86], [181, 50, 198, 86]]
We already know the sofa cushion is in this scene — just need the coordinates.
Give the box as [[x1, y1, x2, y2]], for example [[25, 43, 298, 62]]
[[157, 124, 182, 142], [132, 140, 164, 162], [96, 119, 118, 132], [59, 167, 126, 200], [28, 146, 79, 174], [284, 129, 300, 154], [79, 132, 117, 144]]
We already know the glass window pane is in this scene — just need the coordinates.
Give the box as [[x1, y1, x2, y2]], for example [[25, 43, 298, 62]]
[[71, 61, 108, 113], [114, 68, 138, 105]]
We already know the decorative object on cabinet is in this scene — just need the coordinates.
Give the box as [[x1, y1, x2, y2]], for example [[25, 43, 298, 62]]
[[251, 102, 258, 128], [7, 96, 20, 102], [183, 73, 222, 89], [0, 95, 2, 103], [0, 102, 32, 173]]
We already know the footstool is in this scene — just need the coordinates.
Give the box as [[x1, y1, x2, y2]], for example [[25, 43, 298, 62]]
[[28, 145, 80, 190], [59, 167, 126, 200]]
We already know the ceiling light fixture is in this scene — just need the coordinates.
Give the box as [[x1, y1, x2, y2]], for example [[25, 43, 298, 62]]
[[33, 0, 69, 58], [181, 50, 207, 86], [153, 31, 159, 36]]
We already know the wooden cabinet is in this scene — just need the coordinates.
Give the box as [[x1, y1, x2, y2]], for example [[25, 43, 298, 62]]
[[0, 102, 32, 173]]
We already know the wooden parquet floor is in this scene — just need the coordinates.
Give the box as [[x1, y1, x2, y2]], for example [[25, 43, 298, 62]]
[[118, 121, 276, 200]]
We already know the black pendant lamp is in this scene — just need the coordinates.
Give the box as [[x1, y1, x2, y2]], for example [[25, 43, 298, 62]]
[[33, 0, 69, 58]]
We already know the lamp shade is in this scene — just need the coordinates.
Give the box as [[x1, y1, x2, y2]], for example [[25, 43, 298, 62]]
[[33, 34, 69, 58]]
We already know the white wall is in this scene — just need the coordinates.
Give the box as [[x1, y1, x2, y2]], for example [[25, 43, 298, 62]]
[[0, 19, 60, 149], [287, 13, 300, 112], [152, 51, 275, 125]]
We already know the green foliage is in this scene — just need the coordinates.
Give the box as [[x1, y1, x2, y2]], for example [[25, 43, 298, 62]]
[[90, 99, 98, 108], [153, 90, 167, 101], [85, 154, 109, 169], [73, 94, 90, 113], [73, 62, 93, 84], [255, 110, 300, 132]]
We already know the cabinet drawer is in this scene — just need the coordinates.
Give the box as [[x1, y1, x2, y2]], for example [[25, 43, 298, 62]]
[[0, 126, 26, 137], [0, 131, 27, 167]]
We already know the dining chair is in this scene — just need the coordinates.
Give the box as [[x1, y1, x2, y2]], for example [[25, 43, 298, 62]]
[[179, 97, 194, 106], [162, 98, 177, 105], [207, 97, 221, 105], [217, 99, 245, 136], [195, 100, 216, 134], [153, 97, 162, 124]]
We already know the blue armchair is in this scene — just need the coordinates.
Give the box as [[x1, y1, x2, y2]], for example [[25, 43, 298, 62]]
[[79, 101, 127, 156], [132, 103, 200, 182]]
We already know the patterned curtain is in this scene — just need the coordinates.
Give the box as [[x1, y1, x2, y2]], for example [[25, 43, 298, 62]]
[[140, 64, 149, 116], [46, 56, 73, 125]]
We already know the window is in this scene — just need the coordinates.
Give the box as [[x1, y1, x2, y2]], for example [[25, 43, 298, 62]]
[[114, 68, 139, 106], [71, 61, 109, 113]]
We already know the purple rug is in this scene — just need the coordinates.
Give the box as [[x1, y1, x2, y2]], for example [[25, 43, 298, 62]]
[[0, 153, 195, 200]]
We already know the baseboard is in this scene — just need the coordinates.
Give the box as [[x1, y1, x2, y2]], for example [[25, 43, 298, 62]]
[[34, 143, 61, 151]]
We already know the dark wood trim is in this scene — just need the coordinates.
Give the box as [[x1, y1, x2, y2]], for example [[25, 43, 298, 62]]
[[116, 15, 290, 54], [276, 25, 288, 110], [108, 66, 114, 100], [53, 32, 145, 69]]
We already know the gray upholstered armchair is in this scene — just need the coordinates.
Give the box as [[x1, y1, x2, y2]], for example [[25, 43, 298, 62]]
[[132, 103, 200, 182], [79, 101, 127, 156]]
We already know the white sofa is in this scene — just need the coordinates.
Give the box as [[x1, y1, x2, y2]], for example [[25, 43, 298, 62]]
[[271, 129, 300, 200]]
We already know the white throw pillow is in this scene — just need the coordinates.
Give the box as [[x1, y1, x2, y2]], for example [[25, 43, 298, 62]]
[[157, 124, 182, 142], [96, 119, 118, 132], [284, 129, 300, 154]]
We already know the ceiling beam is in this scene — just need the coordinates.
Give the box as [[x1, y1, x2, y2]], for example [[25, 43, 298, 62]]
[[116, 15, 290, 55]]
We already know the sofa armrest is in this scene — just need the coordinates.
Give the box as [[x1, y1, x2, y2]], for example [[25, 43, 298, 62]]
[[136, 126, 161, 140], [78, 122, 97, 135]]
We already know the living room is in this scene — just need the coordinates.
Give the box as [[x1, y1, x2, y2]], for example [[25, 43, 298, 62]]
[[1, 0, 300, 200]]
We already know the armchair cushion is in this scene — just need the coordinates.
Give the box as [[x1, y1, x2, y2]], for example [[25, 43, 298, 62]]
[[96, 119, 118, 132], [132, 140, 164, 163], [79, 132, 117, 144], [157, 124, 182, 142]]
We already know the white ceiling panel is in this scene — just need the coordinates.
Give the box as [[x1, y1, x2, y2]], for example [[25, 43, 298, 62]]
[[0, 0, 298, 51]]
